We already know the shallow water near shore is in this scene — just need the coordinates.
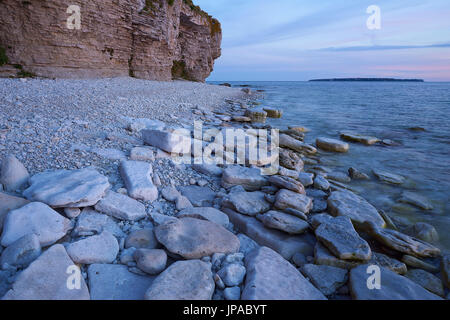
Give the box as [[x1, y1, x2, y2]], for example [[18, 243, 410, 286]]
[[212, 81, 450, 252]]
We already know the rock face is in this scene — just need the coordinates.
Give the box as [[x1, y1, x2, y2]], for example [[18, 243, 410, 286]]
[[3, 244, 90, 300], [0, 0, 221, 82], [242, 247, 326, 300]]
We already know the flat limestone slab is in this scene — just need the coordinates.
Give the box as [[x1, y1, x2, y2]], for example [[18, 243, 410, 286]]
[[88, 264, 156, 300], [95, 190, 147, 221], [242, 246, 326, 300], [120, 161, 158, 202]]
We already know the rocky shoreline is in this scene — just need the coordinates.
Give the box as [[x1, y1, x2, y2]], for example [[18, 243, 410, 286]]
[[0, 78, 449, 300]]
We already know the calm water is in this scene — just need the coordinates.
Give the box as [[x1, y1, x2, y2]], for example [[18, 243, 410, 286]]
[[212, 81, 450, 252]]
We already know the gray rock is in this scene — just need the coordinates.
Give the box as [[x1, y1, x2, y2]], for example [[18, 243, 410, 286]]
[[398, 191, 433, 210], [23, 167, 110, 208], [72, 207, 125, 238], [192, 164, 223, 177], [314, 175, 330, 191], [442, 255, 450, 289], [95, 190, 147, 221], [224, 286, 241, 300], [327, 190, 386, 228], [221, 166, 268, 191], [372, 169, 405, 185], [301, 264, 348, 296], [217, 263, 246, 287], [142, 129, 191, 153], [127, 118, 165, 133], [401, 255, 439, 273], [370, 252, 407, 275], [0, 192, 29, 231], [405, 222, 439, 243], [179, 185, 216, 207], [242, 246, 326, 300], [257, 210, 309, 234], [63, 207, 81, 219], [268, 175, 305, 194], [88, 263, 155, 300], [297, 172, 314, 187], [154, 217, 240, 259], [129, 147, 155, 161], [120, 247, 137, 265], [348, 167, 369, 180], [283, 207, 308, 220], [175, 195, 193, 210], [349, 264, 442, 300], [1, 202, 71, 247], [120, 161, 158, 202], [292, 252, 307, 267], [134, 249, 167, 275], [0, 155, 29, 192], [148, 211, 178, 226], [340, 132, 379, 145], [406, 269, 445, 297], [274, 189, 313, 213], [237, 234, 259, 256], [316, 137, 349, 153], [223, 208, 314, 260], [280, 134, 317, 154], [314, 242, 363, 270], [0, 234, 41, 269], [125, 229, 158, 249], [145, 260, 214, 300], [66, 231, 119, 264], [315, 215, 371, 261], [222, 191, 271, 216], [325, 171, 351, 183], [3, 244, 90, 300], [161, 186, 181, 202], [177, 207, 229, 228], [279, 149, 304, 171]]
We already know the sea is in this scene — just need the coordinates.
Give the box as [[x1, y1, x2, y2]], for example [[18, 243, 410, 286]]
[[211, 81, 450, 252]]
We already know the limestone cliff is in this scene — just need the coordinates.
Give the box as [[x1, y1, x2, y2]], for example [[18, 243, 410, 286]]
[[0, 0, 222, 81]]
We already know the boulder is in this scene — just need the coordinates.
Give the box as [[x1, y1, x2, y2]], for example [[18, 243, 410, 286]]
[[224, 286, 241, 300], [142, 129, 191, 153], [244, 109, 267, 122], [120, 161, 158, 202], [406, 269, 445, 297], [327, 190, 386, 228], [154, 218, 240, 259], [274, 189, 313, 214], [0, 155, 29, 192], [297, 172, 314, 187], [370, 252, 407, 275], [263, 108, 283, 118], [279, 149, 304, 171], [222, 191, 271, 216], [145, 260, 214, 300], [0, 233, 41, 269], [242, 246, 326, 300], [372, 169, 405, 185], [340, 132, 379, 145], [66, 231, 119, 264], [325, 171, 351, 183], [257, 210, 309, 234], [2, 244, 90, 300], [95, 190, 147, 221], [280, 134, 317, 154], [314, 175, 330, 191], [88, 264, 155, 300], [221, 166, 268, 191], [72, 207, 125, 238], [301, 264, 348, 296], [23, 167, 110, 207], [349, 264, 442, 300], [314, 242, 363, 270], [0, 192, 29, 231], [179, 185, 216, 207], [217, 263, 246, 287], [316, 137, 349, 153], [1, 202, 71, 247], [177, 207, 229, 227], [134, 249, 167, 275], [268, 175, 305, 194], [125, 229, 158, 249]]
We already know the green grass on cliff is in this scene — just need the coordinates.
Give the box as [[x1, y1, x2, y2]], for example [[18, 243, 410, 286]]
[[0, 47, 8, 66]]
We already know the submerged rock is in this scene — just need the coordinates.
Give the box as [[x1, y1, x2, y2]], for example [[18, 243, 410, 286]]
[[316, 137, 349, 153], [348, 167, 370, 180], [372, 169, 405, 185], [405, 222, 439, 243], [397, 191, 433, 210]]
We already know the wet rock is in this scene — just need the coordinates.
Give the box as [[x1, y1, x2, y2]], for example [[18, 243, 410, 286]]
[[224, 286, 241, 300], [372, 169, 405, 185], [72, 207, 124, 238], [315, 215, 371, 261], [3, 244, 90, 300], [268, 175, 305, 194], [405, 222, 439, 243], [88, 264, 155, 300], [154, 217, 240, 259], [263, 108, 283, 118], [340, 132, 380, 145], [177, 207, 229, 228], [125, 229, 158, 249], [314, 175, 330, 191], [348, 167, 369, 180], [301, 264, 348, 296], [223, 208, 314, 260], [192, 164, 223, 177], [95, 190, 147, 221], [406, 269, 445, 297], [0, 234, 41, 269], [242, 246, 326, 300], [279, 149, 304, 171], [0, 155, 29, 192], [217, 263, 246, 287], [145, 260, 214, 300], [1, 202, 71, 247], [257, 210, 309, 235], [401, 255, 439, 273], [222, 191, 271, 216], [349, 264, 442, 300], [23, 167, 110, 208], [280, 134, 317, 154], [398, 192, 433, 210], [129, 147, 155, 161], [120, 161, 158, 202], [288, 126, 310, 133], [142, 129, 191, 153], [274, 189, 313, 214], [245, 109, 267, 122], [316, 137, 349, 153], [232, 116, 251, 122], [66, 231, 119, 264], [179, 185, 216, 207], [370, 252, 407, 275], [325, 171, 351, 183], [134, 249, 167, 275], [327, 190, 386, 228], [0, 192, 29, 231], [221, 166, 268, 191], [365, 224, 440, 258]]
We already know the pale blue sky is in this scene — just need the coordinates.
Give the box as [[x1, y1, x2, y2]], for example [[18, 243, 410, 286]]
[[195, 0, 450, 81]]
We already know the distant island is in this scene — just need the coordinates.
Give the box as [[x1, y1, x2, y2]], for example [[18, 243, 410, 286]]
[[309, 78, 424, 82]]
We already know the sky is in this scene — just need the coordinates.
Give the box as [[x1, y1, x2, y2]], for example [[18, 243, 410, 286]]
[[194, 0, 450, 81]]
